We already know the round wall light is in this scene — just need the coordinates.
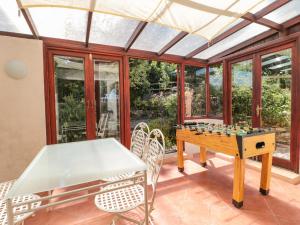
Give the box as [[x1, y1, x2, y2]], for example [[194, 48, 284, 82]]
[[4, 59, 28, 80]]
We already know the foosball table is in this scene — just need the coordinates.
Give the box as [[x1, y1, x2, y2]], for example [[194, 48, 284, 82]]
[[176, 122, 276, 208]]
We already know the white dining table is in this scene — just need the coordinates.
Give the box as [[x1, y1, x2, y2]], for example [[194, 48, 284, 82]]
[[5, 138, 148, 225]]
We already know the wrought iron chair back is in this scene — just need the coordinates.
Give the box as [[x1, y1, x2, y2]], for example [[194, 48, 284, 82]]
[[144, 128, 165, 213], [130, 122, 150, 159]]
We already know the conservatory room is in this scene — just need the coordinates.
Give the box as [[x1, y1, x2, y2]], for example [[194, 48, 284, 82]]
[[1, 0, 300, 225]]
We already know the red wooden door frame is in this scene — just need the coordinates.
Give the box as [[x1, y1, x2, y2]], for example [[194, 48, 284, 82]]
[[45, 50, 92, 144], [91, 54, 125, 146], [256, 42, 299, 172], [226, 42, 299, 173], [44, 49, 126, 146]]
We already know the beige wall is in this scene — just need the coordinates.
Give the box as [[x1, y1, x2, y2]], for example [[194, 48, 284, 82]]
[[0, 36, 46, 182]]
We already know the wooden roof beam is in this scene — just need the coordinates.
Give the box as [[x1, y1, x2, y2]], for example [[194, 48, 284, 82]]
[[124, 21, 147, 52], [85, 11, 93, 47], [242, 12, 284, 31], [157, 31, 188, 56], [184, 0, 291, 59], [16, 0, 39, 39]]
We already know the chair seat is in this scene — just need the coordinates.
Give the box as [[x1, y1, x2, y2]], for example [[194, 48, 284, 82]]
[[0, 194, 41, 225], [101, 172, 136, 182], [95, 184, 144, 213]]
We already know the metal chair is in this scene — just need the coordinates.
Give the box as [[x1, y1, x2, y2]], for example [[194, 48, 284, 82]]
[[130, 122, 150, 159], [101, 122, 150, 182], [94, 129, 165, 225], [0, 180, 41, 225]]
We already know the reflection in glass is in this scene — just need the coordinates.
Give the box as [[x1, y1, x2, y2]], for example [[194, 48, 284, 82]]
[[232, 59, 253, 126], [261, 49, 292, 160], [209, 64, 223, 117], [54, 56, 86, 143], [94, 60, 120, 139], [130, 59, 178, 153], [184, 66, 206, 117]]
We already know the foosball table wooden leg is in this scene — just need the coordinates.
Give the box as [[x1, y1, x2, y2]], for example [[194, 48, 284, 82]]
[[177, 140, 184, 172], [199, 146, 207, 167], [232, 157, 245, 208], [260, 153, 272, 195]]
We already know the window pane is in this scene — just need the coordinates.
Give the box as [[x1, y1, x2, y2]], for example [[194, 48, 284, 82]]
[[54, 56, 86, 143], [264, 0, 300, 24], [94, 60, 120, 140], [0, 0, 31, 34], [209, 64, 223, 117], [90, 13, 139, 47], [194, 23, 269, 59], [29, 8, 87, 41], [131, 23, 179, 52], [166, 34, 207, 56], [261, 49, 292, 160], [232, 59, 253, 126], [130, 59, 178, 152], [185, 66, 206, 117]]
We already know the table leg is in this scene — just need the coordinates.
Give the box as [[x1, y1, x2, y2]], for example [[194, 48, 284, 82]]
[[232, 157, 245, 208], [6, 198, 14, 225], [177, 140, 184, 172], [144, 171, 149, 225], [199, 147, 207, 167], [260, 153, 272, 195]]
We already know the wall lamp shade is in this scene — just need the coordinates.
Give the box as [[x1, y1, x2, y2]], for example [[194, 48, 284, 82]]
[[5, 59, 28, 80]]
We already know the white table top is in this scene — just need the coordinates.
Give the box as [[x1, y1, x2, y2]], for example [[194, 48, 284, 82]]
[[6, 138, 146, 198]]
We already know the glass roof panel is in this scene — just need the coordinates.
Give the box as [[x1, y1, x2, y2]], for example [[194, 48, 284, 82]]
[[263, 0, 300, 23], [166, 34, 207, 56], [194, 23, 269, 59], [249, 0, 276, 14], [131, 23, 180, 52], [29, 7, 88, 42], [20, 0, 263, 41], [0, 0, 31, 34], [89, 13, 139, 47]]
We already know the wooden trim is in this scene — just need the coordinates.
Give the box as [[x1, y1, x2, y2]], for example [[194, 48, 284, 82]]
[[180, 63, 185, 123], [205, 66, 210, 115], [222, 60, 229, 124], [85, 53, 95, 140], [123, 55, 131, 148], [252, 53, 261, 128], [157, 31, 188, 56], [124, 21, 147, 52], [16, 0, 39, 39], [0, 31, 35, 40], [42, 37, 207, 66], [185, 0, 291, 59], [294, 37, 300, 172], [284, 15, 300, 29], [43, 44, 51, 144], [85, 12, 93, 47]]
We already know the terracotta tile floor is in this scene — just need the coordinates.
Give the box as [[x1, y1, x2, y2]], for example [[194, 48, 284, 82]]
[[26, 155, 300, 225]]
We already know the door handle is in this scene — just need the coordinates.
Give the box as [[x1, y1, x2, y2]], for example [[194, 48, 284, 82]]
[[256, 105, 262, 117]]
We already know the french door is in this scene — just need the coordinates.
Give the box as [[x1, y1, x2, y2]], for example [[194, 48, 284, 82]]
[[228, 43, 299, 172], [46, 50, 123, 145], [257, 44, 298, 172]]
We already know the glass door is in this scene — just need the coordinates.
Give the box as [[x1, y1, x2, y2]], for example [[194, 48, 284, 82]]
[[53, 55, 88, 143], [49, 52, 123, 144], [230, 59, 253, 126], [93, 59, 120, 140], [259, 47, 296, 171]]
